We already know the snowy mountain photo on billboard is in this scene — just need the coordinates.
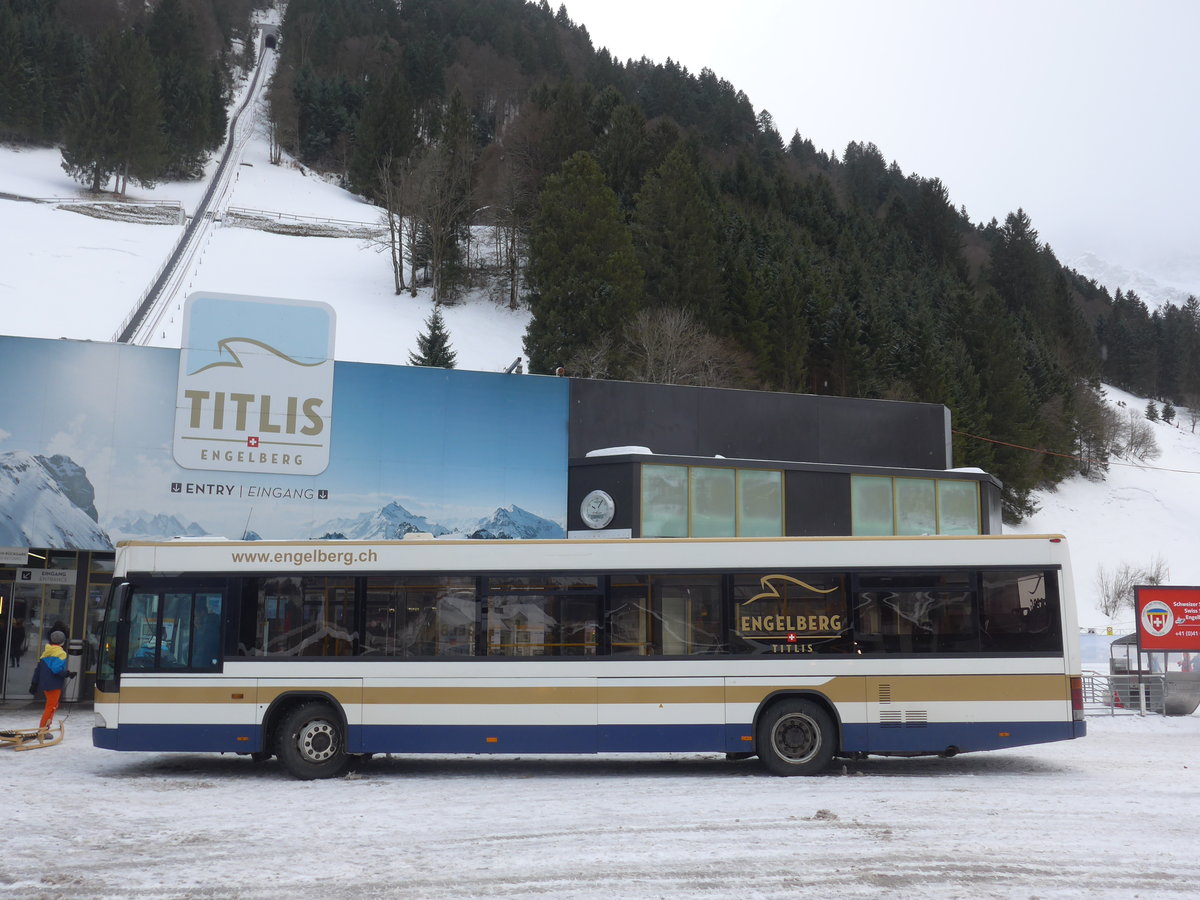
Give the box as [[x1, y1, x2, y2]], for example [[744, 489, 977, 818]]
[[469, 504, 564, 539], [313, 501, 563, 540], [314, 501, 451, 540], [105, 510, 208, 543], [0, 450, 112, 549]]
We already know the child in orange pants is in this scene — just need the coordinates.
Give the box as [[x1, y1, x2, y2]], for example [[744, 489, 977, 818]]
[[29, 631, 74, 731]]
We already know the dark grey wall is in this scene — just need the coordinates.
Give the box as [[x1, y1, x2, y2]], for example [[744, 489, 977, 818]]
[[568, 379, 950, 470], [786, 472, 852, 536], [567, 461, 638, 533]]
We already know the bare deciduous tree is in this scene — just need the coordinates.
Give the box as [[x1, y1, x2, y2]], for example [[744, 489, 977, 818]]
[[622, 307, 751, 388], [363, 152, 411, 295], [1119, 408, 1161, 461], [1095, 555, 1169, 618]]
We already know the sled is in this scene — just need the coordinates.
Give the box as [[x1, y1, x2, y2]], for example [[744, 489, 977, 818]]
[[0, 723, 64, 751]]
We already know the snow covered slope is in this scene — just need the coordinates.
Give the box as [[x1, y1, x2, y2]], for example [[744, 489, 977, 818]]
[[1011, 385, 1200, 632]]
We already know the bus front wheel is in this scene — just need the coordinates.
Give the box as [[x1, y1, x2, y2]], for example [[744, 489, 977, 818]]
[[276, 701, 350, 780], [756, 698, 835, 776]]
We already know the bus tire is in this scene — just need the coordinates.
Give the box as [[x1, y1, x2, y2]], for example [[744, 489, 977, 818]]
[[275, 701, 349, 780], [756, 698, 835, 776]]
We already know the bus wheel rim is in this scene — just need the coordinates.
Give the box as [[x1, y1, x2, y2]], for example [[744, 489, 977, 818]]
[[772, 713, 819, 764], [298, 721, 337, 763]]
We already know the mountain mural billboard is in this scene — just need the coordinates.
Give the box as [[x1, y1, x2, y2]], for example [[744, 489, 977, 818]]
[[0, 325, 568, 551]]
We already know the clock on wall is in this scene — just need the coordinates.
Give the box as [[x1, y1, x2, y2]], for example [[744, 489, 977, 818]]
[[580, 489, 616, 529]]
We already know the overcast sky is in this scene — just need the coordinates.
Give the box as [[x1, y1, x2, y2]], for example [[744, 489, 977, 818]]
[[564, 0, 1199, 279]]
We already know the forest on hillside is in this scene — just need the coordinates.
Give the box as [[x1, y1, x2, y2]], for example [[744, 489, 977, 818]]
[[3, 0, 1199, 521]]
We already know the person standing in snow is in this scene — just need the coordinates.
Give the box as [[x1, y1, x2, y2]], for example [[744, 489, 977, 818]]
[[29, 630, 75, 731]]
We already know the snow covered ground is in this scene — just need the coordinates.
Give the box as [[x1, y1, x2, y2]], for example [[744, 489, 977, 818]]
[[1, 707, 1196, 898]]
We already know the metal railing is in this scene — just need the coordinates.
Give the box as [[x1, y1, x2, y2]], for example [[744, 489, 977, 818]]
[[224, 206, 378, 229], [1081, 670, 1167, 716]]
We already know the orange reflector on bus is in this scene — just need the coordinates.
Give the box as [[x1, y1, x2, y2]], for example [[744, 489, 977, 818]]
[[486, 737, 498, 743], [741, 735, 753, 742], [236, 736, 249, 742], [231, 693, 244, 699], [998, 732, 1010, 738]]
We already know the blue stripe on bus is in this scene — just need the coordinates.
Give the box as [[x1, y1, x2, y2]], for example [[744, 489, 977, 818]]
[[95, 718, 1085, 757], [96, 724, 263, 753], [841, 720, 1081, 754]]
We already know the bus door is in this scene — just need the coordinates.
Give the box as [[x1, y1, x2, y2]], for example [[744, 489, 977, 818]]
[[116, 582, 256, 743]]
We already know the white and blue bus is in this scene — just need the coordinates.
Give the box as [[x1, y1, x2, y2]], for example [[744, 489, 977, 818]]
[[93, 534, 1085, 778]]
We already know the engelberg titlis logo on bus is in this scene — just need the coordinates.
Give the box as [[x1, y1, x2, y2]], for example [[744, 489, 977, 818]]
[[173, 293, 336, 475]]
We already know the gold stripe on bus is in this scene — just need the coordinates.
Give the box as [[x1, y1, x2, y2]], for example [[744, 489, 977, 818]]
[[725, 674, 1067, 705], [118, 686, 258, 704], [361, 686, 599, 705], [868, 674, 1069, 703], [725, 678, 864, 704], [107, 673, 1068, 707]]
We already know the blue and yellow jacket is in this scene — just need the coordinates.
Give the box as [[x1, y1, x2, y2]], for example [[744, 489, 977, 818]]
[[31, 643, 68, 692]]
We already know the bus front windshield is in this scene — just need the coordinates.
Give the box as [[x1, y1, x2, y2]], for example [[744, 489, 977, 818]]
[[95, 582, 126, 692]]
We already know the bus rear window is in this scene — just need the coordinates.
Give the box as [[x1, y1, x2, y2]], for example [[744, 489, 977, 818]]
[[981, 570, 1060, 651]]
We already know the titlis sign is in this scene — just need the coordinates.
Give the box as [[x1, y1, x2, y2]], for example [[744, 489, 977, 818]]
[[172, 293, 336, 476]]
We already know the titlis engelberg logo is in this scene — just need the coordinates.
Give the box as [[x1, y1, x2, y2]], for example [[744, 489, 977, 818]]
[[172, 294, 336, 476]]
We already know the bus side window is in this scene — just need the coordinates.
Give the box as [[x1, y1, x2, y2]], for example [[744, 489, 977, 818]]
[[126, 592, 161, 670], [184, 592, 223, 669]]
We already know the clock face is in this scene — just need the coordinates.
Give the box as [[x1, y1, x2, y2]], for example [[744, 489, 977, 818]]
[[580, 489, 615, 529]]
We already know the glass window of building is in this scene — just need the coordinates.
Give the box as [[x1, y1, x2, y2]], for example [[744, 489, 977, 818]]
[[894, 478, 937, 535], [737, 469, 783, 537], [641, 465, 783, 538], [853, 475, 982, 536], [851, 476, 894, 535], [690, 467, 736, 537], [641, 465, 688, 537], [938, 480, 981, 535]]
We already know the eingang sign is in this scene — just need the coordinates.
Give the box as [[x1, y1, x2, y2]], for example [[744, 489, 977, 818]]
[[1135, 586, 1200, 652]]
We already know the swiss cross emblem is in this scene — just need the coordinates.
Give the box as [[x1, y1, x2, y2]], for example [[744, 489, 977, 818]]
[[786, 633, 798, 643], [247, 436, 260, 448], [1149, 610, 1167, 631]]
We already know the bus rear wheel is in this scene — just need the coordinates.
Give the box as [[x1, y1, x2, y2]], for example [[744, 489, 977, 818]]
[[276, 701, 349, 780], [757, 698, 835, 776]]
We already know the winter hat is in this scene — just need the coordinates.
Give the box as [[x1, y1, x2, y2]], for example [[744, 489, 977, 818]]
[[49, 630, 66, 645]]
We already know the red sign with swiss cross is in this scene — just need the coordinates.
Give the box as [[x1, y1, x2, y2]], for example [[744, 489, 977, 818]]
[[1135, 586, 1200, 652]]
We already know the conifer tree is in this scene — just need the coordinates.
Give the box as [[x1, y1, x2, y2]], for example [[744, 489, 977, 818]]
[[113, 31, 167, 194], [632, 148, 721, 323], [524, 151, 644, 374], [409, 308, 457, 368], [60, 33, 125, 192], [148, 0, 227, 178]]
